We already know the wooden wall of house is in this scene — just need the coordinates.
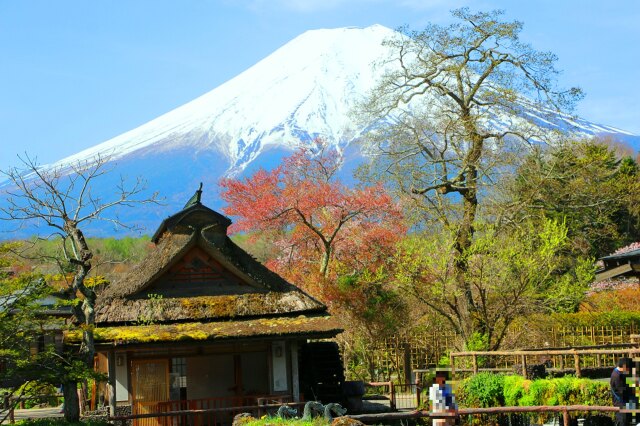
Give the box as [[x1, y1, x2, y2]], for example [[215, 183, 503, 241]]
[[187, 355, 235, 399], [136, 247, 264, 298]]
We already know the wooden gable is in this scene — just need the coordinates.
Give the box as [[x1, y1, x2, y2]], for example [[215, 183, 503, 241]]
[[132, 246, 264, 299], [96, 190, 327, 325]]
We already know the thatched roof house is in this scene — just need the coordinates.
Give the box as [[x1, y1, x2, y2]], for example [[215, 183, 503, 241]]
[[70, 188, 342, 421], [593, 242, 640, 290]]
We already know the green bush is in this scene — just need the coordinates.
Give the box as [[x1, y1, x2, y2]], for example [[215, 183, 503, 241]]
[[456, 372, 505, 407], [15, 382, 59, 408], [457, 374, 610, 408], [240, 418, 328, 426], [502, 375, 525, 406], [518, 379, 549, 406]]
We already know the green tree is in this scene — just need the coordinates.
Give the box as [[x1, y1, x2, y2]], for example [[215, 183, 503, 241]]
[[507, 139, 640, 257], [0, 243, 48, 390], [392, 219, 592, 350], [0, 243, 94, 422], [357, 8, 582, 346]]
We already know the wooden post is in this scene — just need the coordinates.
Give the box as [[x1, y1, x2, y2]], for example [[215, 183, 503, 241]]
[[472, 355, 478, 374], [563, 408, 570, 426], [450, 354, 455, 378], [521, 355, 527, 379], [290, 341, 300, 402], [107, 350, 117, 417], [389, 382, 396, 411], [403, 343, 412, 385], [415, 375, 421, 408], [78, 386, 85, 415], [573, 352, 581, 378], [6, 396, 15, 425], [559, 354, 564, 370]]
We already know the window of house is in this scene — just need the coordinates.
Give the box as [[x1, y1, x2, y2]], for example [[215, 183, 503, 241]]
[[170, 357, 187, 400]]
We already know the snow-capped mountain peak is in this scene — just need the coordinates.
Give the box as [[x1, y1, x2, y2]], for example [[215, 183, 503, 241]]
[[50, 24, 397, 175], [3, 24, 637, 236]]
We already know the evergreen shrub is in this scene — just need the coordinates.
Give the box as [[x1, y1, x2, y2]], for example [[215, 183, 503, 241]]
[[457, 374, 610, 408]]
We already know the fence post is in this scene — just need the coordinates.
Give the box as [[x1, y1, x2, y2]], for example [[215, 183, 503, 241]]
[[521, 355, 527, 380], [389, 382, 396, 411], [562, 408, 570, 426], [573, 352, 582, 378], [472, 355, 478, 374], [450, 354, 455, 378], [415, 375, 421, 408]]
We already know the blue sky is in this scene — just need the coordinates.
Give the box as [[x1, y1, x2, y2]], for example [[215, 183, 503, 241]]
[[1, 0, 638, 171]]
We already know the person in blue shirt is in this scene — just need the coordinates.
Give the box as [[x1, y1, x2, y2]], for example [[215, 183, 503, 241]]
[[429, 370, 458, 425], [611, 357, 636, 426]]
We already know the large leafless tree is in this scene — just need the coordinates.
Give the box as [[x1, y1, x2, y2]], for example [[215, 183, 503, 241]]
[[1, 154, 159, 421], [358, 8, 583, 347]]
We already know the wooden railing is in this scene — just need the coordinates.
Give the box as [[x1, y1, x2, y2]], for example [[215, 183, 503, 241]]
[[344, 324, 640, 383], [363, 382, 396, 410], [110, 401, 306, 426], [450, 346, 640, 378], [1, 393, 64, 424], [132, 395, 293, 426], [348, 405, 628, 426]]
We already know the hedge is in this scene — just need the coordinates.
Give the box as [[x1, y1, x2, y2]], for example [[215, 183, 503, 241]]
[[521, 311, 640, 329], [456, 373, 611, 408]]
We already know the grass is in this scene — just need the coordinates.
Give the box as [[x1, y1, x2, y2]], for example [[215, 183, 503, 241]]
[[235, 416, 329, 426]]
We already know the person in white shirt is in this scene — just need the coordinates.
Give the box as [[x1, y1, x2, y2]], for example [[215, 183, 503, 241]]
[[429, 370, 457, 425]]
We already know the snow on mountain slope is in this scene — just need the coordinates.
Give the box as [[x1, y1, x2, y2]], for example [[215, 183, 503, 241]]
[[2, 24, 638, 236], [51, 24, 397, 175], [38, 23, 640, 176]]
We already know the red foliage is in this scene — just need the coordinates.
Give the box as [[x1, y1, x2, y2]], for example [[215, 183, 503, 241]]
[[220, 143, 405, 283]]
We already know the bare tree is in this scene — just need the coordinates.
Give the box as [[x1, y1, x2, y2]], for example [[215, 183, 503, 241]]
[[358, 8, 583, 347], [0, 154, 159, 421]]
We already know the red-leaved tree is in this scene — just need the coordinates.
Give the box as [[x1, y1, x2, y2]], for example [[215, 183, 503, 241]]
[[220, 143, 405, 282]]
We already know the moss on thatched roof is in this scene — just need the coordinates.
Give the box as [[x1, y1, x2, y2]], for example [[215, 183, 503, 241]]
[[96, 200, 326, 326], [99, 231, 196, 300], [66, 314, 341, 345], [95, 291, 324, 323]]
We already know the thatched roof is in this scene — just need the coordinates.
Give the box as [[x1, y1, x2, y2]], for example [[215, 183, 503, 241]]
[[66, 314, 341, 346], [96, 291, 323, 323], [96, 197, 327, 327], [151, 202, 231, 244], [100, 231, 196, 300]]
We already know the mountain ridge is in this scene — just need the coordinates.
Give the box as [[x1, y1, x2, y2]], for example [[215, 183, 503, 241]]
[[1, 24, 638, 236]]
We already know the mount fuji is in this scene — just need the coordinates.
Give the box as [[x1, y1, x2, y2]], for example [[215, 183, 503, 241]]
[[2, 24, 638, 236]]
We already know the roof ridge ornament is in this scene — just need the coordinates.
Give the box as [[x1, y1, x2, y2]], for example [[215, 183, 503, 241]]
[[184, 182, 203, 209]]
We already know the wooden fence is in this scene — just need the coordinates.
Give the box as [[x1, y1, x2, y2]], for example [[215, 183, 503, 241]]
[[348, 405, 626, 426], [106, 404, 630, 426], [450, 346, 640, 378], [108, 402, 307, 426], [1, 393, 64, 424], [342, 324, 640, 382]]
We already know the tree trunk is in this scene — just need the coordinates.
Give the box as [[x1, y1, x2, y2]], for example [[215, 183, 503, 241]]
[[320, 245, 331, 277], [62, 381, 80, 422], [452, 124, 486, 345], [66, 221, 97, 418]]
